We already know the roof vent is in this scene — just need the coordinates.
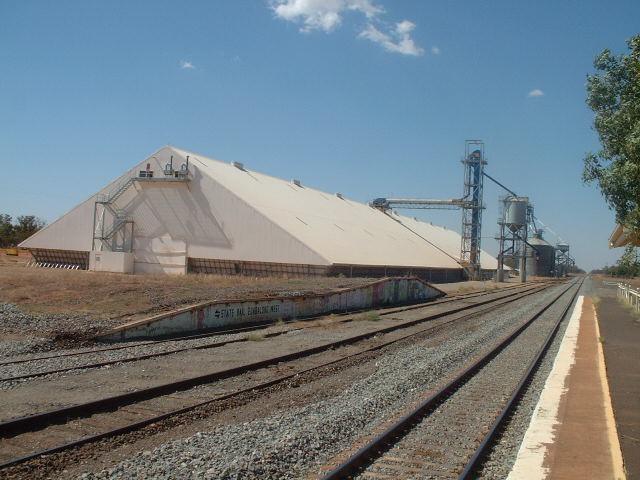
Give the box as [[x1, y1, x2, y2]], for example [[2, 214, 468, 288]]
[[335, 193, 343, 199], [292, 179, 301, 187], [231, 161, 245, 170]]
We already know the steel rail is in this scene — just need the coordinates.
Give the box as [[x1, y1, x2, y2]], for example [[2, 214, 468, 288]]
[[0, 284, 546, 438], [0, 323, 279, 367], [0, 284, 548, 383], [0, 329, 290, 383], [0, 284, 554, 469], [0, 281, 542, 368], [319, 278, 581, 480], [457, 278, 583, 478], [377, 281, 544, 315]]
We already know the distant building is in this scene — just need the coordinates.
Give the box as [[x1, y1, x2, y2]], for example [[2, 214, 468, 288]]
[[20, 146, 499, 281]]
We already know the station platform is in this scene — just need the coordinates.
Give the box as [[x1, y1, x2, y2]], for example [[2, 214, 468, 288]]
[[509, 278, 636, 479]]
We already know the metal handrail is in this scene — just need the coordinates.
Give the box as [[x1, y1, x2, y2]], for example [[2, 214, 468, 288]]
[[618, 282, 640, 312]]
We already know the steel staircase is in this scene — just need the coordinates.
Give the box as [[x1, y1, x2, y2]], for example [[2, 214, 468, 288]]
[[92, 178, 135, 252]]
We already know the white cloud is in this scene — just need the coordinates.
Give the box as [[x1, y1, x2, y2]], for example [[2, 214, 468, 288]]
[[270, 0, 424, 56], [359, 20, 424, 56], [271, 0, 383, 33], [528, 89, 544, 97], [431, 46, 440, 55], [180, 60, 195, 69]]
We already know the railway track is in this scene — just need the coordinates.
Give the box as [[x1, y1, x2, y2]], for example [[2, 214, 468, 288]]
[[316, 278, 582, 480], [0, 281, 556, 474], [1, 281, 540, 368], [0, 282, 547, 384]]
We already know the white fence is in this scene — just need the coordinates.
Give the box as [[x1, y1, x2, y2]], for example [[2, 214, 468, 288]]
[[618, 283, 640, 312], [26, 261, 80, 270]]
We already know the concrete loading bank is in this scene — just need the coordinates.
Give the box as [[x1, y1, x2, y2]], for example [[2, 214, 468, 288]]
[[98, 277, 445, 341]]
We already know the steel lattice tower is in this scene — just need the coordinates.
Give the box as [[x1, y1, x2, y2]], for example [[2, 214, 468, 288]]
[[460, 140, 486, 280]]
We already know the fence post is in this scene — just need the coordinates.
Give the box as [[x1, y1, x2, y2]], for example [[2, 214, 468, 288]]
[[617, 282, 640, 312]]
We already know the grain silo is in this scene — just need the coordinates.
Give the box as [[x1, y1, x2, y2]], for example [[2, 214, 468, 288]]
[[20, 146, 499, 282], [526, 230, 555, 277]]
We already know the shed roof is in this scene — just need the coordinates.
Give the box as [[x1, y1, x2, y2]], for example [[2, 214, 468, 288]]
[[20, 146, 500, 271], [171, 147, 495, 270]]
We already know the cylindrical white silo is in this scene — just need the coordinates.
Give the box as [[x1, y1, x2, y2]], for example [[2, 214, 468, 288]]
[[504, 196, 528, 232]]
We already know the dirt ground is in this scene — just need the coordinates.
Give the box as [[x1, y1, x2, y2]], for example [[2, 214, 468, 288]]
[[0, 248, 519, 322], [0, 262, 374, 320], [0, 248, 530, 340], [0, 248, 32, 266]]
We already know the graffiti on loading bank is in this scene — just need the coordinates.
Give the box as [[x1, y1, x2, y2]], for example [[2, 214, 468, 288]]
[[212, 304, 281, 319]]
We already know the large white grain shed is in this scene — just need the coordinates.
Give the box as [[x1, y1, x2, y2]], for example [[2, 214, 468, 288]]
[[20, 146, 498, 281]]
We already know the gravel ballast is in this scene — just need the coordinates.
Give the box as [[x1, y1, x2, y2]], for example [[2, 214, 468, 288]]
[[364, 280, 581, 479], [76, 283, 577, 480], [0, 303, 95, 358], [0, 302, 106, 335], [0, 325, 298, 389], [474, 280, 585, 478]]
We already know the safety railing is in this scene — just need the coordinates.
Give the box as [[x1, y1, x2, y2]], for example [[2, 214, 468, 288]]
[[27, 261, 81, 270], [618, 283, 640, 312]]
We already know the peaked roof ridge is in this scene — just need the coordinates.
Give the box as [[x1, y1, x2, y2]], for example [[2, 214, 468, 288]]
[[168, 146, 355, 202]]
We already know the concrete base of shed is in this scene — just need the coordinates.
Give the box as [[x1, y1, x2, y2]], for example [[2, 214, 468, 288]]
[[188, 258, 467, 283], [89, 251, 134, 273], [25, 248, 496, 283]]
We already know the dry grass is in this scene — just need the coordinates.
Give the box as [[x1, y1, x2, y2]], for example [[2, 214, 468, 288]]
[[308, 318, 336, 328], [0, 248, 32, 266], [455, 286, 474, 293], [437, 280, 512, 296], [356, 311, 381, 322], [304, 314, 350, 329], [0, 264, 372, 322], [592, 274, 640, 289], [617, 297, 640, 321]]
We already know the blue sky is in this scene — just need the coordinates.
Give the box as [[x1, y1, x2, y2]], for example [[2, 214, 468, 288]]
[[1, 0, 638, 271]]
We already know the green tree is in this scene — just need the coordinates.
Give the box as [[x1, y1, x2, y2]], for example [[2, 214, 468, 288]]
[[0, 214, 13, 248], [583, 35, 640, 236], [13, 215, 45, 244], [615, 245, 640, 277], [566, 265, 585, 274]]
